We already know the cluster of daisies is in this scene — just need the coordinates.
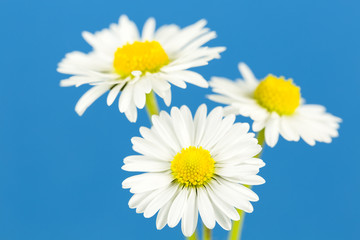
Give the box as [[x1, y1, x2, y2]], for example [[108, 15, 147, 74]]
[[58, 15, 341, 239]]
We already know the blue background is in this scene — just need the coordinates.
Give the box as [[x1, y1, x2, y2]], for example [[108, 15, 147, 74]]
[[0, 0, 359, 239]]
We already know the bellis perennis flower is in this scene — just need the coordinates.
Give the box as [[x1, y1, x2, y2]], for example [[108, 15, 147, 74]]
[[122, 105, 265, 237], [58, 15, 225, 122], [208, 63, 342, 147]]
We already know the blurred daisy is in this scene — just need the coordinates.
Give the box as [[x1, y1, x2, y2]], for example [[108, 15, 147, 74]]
[[122, 105, 265, 237], [58, 15, 225, 122], [208, 63, 342, 147]]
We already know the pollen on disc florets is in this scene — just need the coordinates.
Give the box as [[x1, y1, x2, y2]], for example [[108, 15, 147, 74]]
[[113, 40, 170, 77], [254, 74, 301, 115], [171, 146, 215, 188]]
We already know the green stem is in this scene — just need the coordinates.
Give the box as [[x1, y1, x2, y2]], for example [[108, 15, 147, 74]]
[[145, 91, 159, 121], [229, 209, 246, 240], [254, 129, 265, 158], [203, 225, 211, 240], [228, 129, 265, 240]]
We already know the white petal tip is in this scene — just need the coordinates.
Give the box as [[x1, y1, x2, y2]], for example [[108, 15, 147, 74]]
[[75, 109, 84, 117], [143, 213, 152, 219], [218, 46, 226, 53], [201, 82, 209, 88], [244, 209, 254, 214], [233, 215, 241, 221], [167, 223, 176, 228], [156, 221, 168, 230], [131, 70, 142, 77], [238, 62, 247, 68], [183, 233, 195, 238]]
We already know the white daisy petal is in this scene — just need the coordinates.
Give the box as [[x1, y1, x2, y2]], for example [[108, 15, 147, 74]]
[[156, 196, 175, 230], [58, 51, 111, 76], [167, 188, 188, 228], [180, 106, 195, 143], [211, 123, 251, 156], [207, 185, 240, 221], [182, 31, 217, 53], [135, 188, 165, 214], [264, 113, 280, 147], [252, 119, 266, 132], [142, 17, 156, 41], [163, 19, 208, 51], [181, 70, 209, 88], [144, 184, 178, 218], [236, 175, 266, 185], [139, 126, 176, 155], [133, 82, 147, 109], [203, 112, 236, 150], [163, 88, 172, 107], [118, 84, 134, 113], [181, 188, 198, 237], [216, 164, 261, 177], [161, 59, 209, 72], [210, 180, 254, 213], [199, 107, 224, 147], [152, 113, 181, 153], [238, 62, 258, 87], [151, 78, 171, 98], [211, 191, 232, 231], [128, 191, 149, 209], [121, 159, 170, 172], [106, 84, 123, 106], [172, 47, 223, 67], [197, 187, 216, 229], [155, 24, 180, 43], [279, 116, 300, 141], [162, 75, 187, 88], [124, 101, 138, 123], [122, 173, 172, 192], [131, 136, 173, 160], [217, 177, 259, 201], [194, 104, 208, 146], [118, 15, 140, 43], [75, 85, 109, 116], [294, 105, 342, 144], [170, 107, 192, 148]]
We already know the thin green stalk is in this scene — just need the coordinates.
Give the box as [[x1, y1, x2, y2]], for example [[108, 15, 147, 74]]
[[203, 225, 211, 240], [229, 209, 246, 240], [145, 91, 159, 121], [254, 129, 265, 158], [228, 129, 265, 240]]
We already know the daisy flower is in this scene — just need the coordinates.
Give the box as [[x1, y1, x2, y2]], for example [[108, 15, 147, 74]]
[[122, 105, 265, 237], [208, 63, 342, 147], [58, 15, 225, 122]]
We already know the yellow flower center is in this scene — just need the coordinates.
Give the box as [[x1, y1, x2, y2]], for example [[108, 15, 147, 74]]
[[113, 40, 170, 77], [171, 146, 215, 188], [254, 74, 301, 115]]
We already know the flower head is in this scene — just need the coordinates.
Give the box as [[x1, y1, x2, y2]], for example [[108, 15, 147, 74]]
[[122, 105, 265, 236], [208, 63, 342, 147], [58, 15, 225, 122]]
